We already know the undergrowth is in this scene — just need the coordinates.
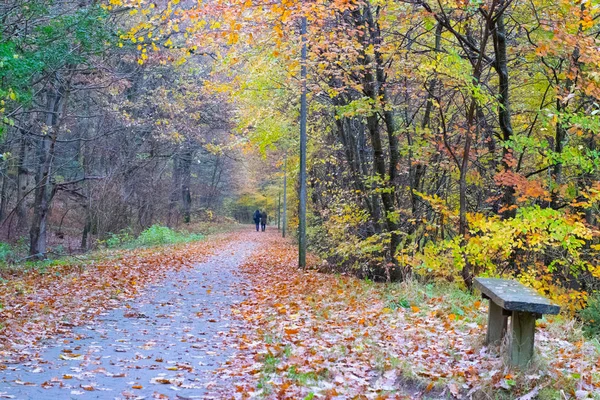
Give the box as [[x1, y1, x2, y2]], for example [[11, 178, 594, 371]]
[[101, 224, 204, 249], [0, 224, 219, 276], [580, 292, 600, 338]]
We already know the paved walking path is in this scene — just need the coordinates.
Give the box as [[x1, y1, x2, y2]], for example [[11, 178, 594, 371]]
[[0, 241, 255, 399]]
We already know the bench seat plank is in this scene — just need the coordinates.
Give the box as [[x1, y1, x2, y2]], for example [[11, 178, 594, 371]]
[[474, 278, 560, 315]]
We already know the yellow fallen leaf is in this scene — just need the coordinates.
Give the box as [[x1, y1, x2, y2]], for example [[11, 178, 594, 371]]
[[59, 353, 83, 360]]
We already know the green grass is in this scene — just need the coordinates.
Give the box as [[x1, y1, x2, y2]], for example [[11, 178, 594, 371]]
[[100, 225, 205, 249], [134, 224, 204, 247], [0, 242, 13, 262], [287, 366, 319, 385]]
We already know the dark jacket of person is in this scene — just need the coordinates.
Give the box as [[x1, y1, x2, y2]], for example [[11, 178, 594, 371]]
[[260, 211, 267, 224], [253, 210, 261, 223]]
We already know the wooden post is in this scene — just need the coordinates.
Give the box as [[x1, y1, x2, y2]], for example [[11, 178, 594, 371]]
[[282, 154, 287, 238], [510, 311, 536, 367], [486, 301, 507, 345], [298, 11, 307, 269]]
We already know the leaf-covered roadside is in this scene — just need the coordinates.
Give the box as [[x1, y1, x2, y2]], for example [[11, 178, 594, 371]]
[[0, 233, 234, 362], [222, 234, 600, 399]]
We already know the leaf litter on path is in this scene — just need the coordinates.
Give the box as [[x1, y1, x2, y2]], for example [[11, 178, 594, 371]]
[[0, 231, 257, 399]]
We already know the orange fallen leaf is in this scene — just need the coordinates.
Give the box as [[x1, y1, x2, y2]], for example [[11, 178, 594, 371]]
[[284, 327, 300, 335]]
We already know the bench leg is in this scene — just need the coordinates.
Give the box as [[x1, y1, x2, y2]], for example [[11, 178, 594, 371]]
[[510, 311, 536, 367], [486, 301, 507, 345]]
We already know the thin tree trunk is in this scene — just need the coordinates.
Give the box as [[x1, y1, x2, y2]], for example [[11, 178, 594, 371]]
[[16, 132, 29, 230], [491, 9, 516, 218], [282, 154, 287, 238], [0, 152, 7, 223], [180, 149, 192, 223]]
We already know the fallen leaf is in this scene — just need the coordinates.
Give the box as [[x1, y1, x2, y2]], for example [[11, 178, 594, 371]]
[[59, 353, 83, 360]]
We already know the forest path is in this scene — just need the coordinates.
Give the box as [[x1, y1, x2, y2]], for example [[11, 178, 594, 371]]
[[0, 234, 259, 400]]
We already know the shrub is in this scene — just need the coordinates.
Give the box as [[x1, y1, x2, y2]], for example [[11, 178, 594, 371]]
[[401, 203, 599, 313], [0, 242, 13, 262], [136, 225, 178, 246], [135, 225, 203, 247], [102, 229, 134, 248], [580, 293, 600, 338]]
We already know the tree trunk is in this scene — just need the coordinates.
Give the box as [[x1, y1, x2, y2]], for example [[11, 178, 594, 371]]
[[180, 148, 192, 223], [29, 87, 63, 258], [491, 9, 516, 218], [207, 155, 221, 209], [169, 153, 181, 226], [0, 152, 7, 223], [353, 5, 401, 281], [16, 131, 29, 230]]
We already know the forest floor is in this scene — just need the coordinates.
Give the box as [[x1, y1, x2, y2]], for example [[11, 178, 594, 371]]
[[0, 229, 599, 399]]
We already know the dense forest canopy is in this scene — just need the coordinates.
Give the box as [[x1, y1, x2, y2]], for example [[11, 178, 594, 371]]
[[1, 0, 600, 311]]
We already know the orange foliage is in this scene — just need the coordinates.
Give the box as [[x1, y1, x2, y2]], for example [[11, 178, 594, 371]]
[[494, 170, 551, 203]]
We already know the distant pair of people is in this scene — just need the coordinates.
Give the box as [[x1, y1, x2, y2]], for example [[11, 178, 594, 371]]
[[253, 209, 267, 232]]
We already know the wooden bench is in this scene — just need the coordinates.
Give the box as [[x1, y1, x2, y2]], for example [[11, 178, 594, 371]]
[[474, 277, 560, 367]]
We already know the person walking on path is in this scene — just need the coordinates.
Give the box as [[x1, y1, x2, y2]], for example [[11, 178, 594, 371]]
[[253, 209, 261, 232], [260, 210, 267, 232]]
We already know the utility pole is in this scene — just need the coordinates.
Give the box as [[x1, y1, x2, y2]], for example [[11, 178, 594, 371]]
[[282, 154, 287, 238], [298, 11, 307, 269]]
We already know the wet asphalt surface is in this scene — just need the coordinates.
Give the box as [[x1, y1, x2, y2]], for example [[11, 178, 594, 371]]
[[0, 241, 254, 400]]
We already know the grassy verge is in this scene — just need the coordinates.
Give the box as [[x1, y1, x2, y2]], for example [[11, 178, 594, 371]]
[[0, 222, 243, 277], [100, 224, 205, 249]]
